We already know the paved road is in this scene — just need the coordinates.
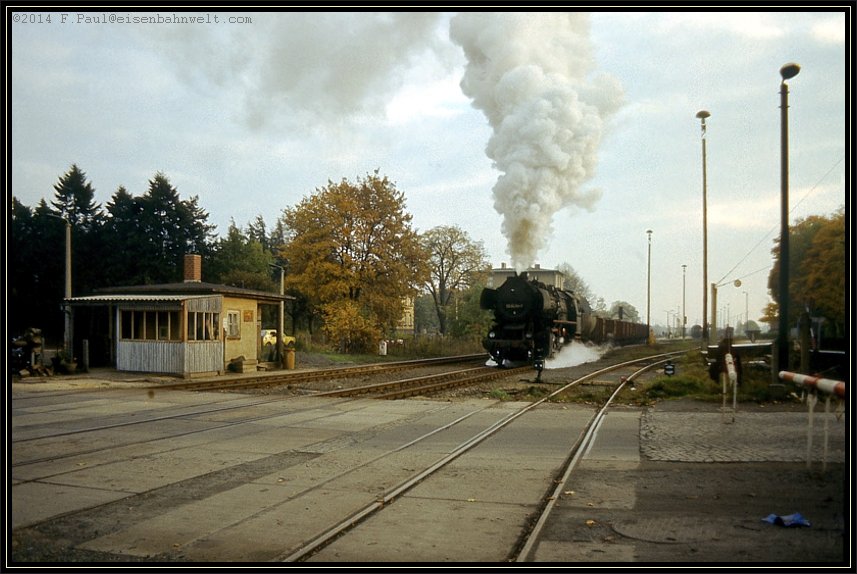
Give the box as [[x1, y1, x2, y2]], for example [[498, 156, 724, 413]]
[[9, 377, 849, 567], [526, 399, 848, 565]]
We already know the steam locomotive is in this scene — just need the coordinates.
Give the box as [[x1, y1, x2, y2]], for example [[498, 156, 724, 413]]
[[479, 273, 649, 377]]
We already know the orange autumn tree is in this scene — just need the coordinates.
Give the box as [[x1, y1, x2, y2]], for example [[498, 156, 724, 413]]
[[280, 171, 427, 352]]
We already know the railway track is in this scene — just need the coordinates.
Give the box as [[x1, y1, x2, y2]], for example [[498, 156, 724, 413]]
[[314, 365, 533, 399], [147, 354, 488, 392], [11, 349, 686, 563], [10, 355, 504, 463], [281, 350, 682, 562]]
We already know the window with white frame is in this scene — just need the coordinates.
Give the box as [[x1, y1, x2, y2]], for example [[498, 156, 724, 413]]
[[226, 310, 241, 338]]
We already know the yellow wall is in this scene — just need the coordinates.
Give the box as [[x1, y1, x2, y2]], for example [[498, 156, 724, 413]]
[[223, 297, 260, 364]]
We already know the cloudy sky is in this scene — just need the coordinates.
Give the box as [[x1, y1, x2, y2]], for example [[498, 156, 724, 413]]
[[9, 8, 849, 332]]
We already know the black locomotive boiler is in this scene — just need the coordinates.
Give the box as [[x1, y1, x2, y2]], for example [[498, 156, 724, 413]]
[[479, 273, 649, 377]]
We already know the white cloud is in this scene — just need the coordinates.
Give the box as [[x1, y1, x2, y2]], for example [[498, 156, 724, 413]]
[[8, 10, 847, 333], [810, 16, 846, 44], [658, 12, 786, 39], [385, 75, 469, 123]]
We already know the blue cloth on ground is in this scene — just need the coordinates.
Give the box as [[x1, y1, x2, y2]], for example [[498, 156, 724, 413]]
[[762, 512, 811, 527]]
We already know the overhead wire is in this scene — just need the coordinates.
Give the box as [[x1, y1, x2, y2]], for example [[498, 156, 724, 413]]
[[715, 155, 843, 285]]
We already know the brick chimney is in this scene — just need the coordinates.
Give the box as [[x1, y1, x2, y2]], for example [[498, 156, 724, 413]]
[[184, 254, 202, 283]]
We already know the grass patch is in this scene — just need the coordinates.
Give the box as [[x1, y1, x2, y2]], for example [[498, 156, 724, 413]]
[[621, 348, 797, 406], [643, 375, 712, 399], [488, 388, 511, 400], [547, 345, 800, 407]]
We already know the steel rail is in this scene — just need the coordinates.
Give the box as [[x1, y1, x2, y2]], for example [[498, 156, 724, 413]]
[[277, 351, 683, 562]]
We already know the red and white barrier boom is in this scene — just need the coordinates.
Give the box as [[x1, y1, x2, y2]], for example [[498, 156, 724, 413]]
[[778, 371, 845, 398], [779, 371, 845, 472]]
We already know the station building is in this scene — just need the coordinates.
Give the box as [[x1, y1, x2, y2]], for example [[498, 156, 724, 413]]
[[67, 254, 294, 377]]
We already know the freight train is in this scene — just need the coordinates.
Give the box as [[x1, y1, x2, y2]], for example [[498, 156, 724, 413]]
[[479, 272, 649, 378]]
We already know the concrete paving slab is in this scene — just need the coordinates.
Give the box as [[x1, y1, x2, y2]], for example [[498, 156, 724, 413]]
[[12, 481, 133, 529], [45, 446, 269, 493], [306, 496, 532, 562], [406, 463, 560, 505], [531, 540, 636, 562], [212, 424, 345, 455], [78, 480, 300, 557], [294, 410, 416, 432], [11, 418, 232, 469], [178, 489, 380, 562], [555, 461, 638, 510], [583, 410, 641, 463]]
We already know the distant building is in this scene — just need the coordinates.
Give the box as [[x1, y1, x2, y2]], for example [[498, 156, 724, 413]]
[[488, 263, 565, 289], [395, 296, 415, 337], [67, 254, 294, 377]]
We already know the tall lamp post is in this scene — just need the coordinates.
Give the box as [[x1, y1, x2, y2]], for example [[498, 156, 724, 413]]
[[646, 229, 652, 343], [682, 264, 687, 339], [269, 263, 286, 368], [778, 62, 800, 374], [45, 213, 72, 356], [696, 110, 710, 348]]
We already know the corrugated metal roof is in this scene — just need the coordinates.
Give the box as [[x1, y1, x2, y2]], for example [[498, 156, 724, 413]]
[[67, 294, 212, 303], [93, 281, 293, 302]]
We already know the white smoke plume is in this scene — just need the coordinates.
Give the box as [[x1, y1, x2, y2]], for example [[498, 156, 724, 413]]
[[449, 13, 624, 271], [546, 340, 609, 369], [143, 13, 447, 129]]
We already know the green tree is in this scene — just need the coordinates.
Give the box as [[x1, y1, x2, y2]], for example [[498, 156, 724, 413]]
[[422, 225, 490, 335], [246, 215, 272, 254], [51, 164, 101, 230], [556, 262, 595, 303], [447, 283, 493, 338], [21, 200, 75, 339], [11, 169, 218, 344], [207, 220, 277, 291], [13, 167, 106, 340], [9, 197, 41, 334], [414, 293, 440, 335], [280, 171, 427, 348], [592, 296, 608, 317], [106, 173, 216, 285], [49, 165, 105, 298], [102, 186, 146, 286], [609, 301, 641, 323], [767, 207, 845, 341]]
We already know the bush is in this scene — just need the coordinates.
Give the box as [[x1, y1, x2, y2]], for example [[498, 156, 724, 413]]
[[320, 301, 381, 354]]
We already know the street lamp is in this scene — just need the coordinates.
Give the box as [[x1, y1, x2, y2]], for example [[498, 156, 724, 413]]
[[646, 229, 652, 343], [696, 110, 710, 348], [681, 264, 687, 339], [778, 62, 800, 374]]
